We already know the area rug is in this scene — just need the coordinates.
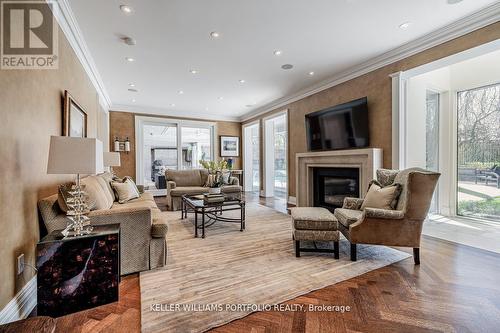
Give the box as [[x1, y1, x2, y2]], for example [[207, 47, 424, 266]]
[[140, 204, 410, 333]]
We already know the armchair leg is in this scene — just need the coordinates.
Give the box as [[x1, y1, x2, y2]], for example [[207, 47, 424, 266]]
[[350, 243, 357, 261], [295, 240, 300, 257], [334, 241, 339, 259], [413, 248, 420, 265]]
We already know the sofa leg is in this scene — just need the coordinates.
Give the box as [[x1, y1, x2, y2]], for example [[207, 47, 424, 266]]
[[334, 241, 339, 259], [295, 240, 300, 257], [350, 243, 357, 261], [413, 248, 420, 265]]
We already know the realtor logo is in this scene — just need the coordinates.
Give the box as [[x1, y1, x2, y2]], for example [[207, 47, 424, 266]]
[[1, 0, 58, 69]]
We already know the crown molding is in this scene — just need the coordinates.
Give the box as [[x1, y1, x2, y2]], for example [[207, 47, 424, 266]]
[[239, 2, 500, 122], [48, 0, 111, 110], [111, 104, 241, 122], [0, 277, 36, 324]]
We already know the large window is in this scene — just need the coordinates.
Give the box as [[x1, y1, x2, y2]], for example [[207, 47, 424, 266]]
[[457, 83, 500, 220], [136, 117, 215, 190]]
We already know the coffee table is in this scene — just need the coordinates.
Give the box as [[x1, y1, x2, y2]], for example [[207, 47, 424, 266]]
[[181, 193, 245, 238]]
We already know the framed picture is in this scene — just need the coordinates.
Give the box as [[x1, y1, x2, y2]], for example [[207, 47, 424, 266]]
[[63, 90, 87, 138], [220, 136, 240, 157]]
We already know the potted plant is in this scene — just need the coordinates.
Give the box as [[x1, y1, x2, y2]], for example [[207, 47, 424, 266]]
[[199, 159, 231, 194]]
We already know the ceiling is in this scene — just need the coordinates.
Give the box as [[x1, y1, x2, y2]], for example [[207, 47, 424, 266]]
[[66, 0, 499, 121]]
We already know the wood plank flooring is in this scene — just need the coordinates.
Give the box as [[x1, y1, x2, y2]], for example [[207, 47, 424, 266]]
[[51, 193, 500, 333]]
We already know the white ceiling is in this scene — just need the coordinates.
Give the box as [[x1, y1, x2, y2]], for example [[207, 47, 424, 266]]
[[66, 0, 499, 121]]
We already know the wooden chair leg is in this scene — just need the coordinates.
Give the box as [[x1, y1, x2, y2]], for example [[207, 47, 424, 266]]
[[334, 241, 339, 259], [413, 248, 420, 265], [350, 243, 357, 261], [295, 240, 300, 257]]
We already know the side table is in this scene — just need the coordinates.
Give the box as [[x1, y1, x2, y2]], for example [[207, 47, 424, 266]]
[[36, 224, 120, 317]]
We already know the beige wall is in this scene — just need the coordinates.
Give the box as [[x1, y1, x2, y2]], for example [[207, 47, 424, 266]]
[[0, 16, 103, 308], [109, 111, 242, 180], [243, 22, 500, 198]]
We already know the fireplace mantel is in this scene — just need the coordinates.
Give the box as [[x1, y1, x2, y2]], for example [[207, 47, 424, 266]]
[[295, 148, 383, 207]]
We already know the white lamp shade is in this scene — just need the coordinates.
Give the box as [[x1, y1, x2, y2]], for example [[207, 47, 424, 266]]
[[103, 152, 121, 167], [47, 136, 104, 175]]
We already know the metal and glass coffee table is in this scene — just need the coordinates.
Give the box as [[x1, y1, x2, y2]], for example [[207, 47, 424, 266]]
[[181, 193, 245, 238]]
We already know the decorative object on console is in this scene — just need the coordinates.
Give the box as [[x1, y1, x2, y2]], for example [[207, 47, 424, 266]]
[[63, 90, 87, 138], [220, 136, 239, 157], [47, 136, 104, 236], [36, 224, 120, 317], [103, 151, 121, 175]]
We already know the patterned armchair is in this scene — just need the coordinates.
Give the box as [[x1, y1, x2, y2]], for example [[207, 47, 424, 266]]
[[334, 168, 440, 264]]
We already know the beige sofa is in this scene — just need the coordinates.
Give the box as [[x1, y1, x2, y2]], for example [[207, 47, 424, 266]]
[[166, 169, 242, 210], [38, 173, 168, 275]]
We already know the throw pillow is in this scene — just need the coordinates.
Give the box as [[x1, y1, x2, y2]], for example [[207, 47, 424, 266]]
[[58, 183, 97, 213], [221, 170, 231, 185], [361, 183, 401, 210], [111, 177, 141, 204]]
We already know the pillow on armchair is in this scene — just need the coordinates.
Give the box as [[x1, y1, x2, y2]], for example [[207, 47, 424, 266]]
[[361, 183, 401, 210]]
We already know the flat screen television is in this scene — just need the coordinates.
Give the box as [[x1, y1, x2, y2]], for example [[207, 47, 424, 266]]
[[305, 97, 369, 151]]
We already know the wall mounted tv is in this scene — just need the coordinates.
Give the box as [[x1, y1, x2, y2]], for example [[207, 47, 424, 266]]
[[305, 97, 369, 151]]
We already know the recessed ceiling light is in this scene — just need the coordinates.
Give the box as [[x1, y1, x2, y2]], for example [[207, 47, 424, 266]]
[[120, 5, 134, 14], [131, 98, 136, 102], [239, 79, 246, 84], [125, 57, 135, 62], [210, 31, 220, 38], [205, 107, 209, 111], [190, 69, 198, 74], [170, 103, 175, 107], [274, 50, 282, 56], [128, 88, 138, 92], [447, 0, 463, 4], [399, 22, 411, 30], [245, 103, 256, 108], [281, 64, 293, 70], [218, 97, 224, 100], [122, 36, 136, 46], [308, 71, 315, 76], [129, 83, 135, 87], [178, 90, 184, 94]]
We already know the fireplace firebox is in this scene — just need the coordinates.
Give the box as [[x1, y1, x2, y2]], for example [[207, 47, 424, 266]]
[[313, 167, 360, 212]]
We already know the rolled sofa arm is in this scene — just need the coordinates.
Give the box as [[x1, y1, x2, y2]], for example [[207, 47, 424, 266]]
[[364, 207, 405, 220], [167, 181, 177, 191], [229, 176, 240, 186], [342, 197, 364, 210], [89, 206, 153, 274]]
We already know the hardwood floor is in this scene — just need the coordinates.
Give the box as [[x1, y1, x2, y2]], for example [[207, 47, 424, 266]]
[[51, 194, 500, 333]]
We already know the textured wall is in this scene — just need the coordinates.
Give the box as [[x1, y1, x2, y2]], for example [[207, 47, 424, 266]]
[[0, 24, 101, 307], [243, 22, 500, 198], [109, 111, 242, 180]]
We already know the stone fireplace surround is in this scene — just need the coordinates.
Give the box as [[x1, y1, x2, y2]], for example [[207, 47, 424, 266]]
[[295, 148, 383, 207]]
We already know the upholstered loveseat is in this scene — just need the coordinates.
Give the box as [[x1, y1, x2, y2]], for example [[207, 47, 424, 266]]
[[165, 169, 242, 210], [38, 173, 168, 275]]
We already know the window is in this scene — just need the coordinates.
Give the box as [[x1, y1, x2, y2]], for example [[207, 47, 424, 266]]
[[457, 83, 500, 220], [181, 126, 212, 169]]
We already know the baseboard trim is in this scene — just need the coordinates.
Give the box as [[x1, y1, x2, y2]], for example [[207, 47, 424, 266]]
[[0, 277, 37, 324], [288, 196, 297, 205]]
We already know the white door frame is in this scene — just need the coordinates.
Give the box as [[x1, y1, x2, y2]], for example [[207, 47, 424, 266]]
[[391, 39, 500, 217], [242, 120, 260, 192], [262, 110, 288, 199]]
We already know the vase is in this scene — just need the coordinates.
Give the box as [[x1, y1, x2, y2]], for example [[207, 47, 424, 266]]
[[208, 187, 221, 195]]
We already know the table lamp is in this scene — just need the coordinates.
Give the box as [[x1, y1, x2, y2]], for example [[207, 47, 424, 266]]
[[47, 136, 104, 236], [103, 152, 121, 175]]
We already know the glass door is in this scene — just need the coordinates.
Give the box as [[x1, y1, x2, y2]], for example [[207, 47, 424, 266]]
[[457, 83, 500, 220], [142, 123, 177, 190], [243, 123, 260, 192]]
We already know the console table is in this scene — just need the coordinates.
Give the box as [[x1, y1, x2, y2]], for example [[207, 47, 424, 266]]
[[36, 224, 120, 317]]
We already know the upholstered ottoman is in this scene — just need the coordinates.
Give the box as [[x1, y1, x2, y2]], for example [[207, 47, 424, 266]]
[[290, 207, 339, 259]]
